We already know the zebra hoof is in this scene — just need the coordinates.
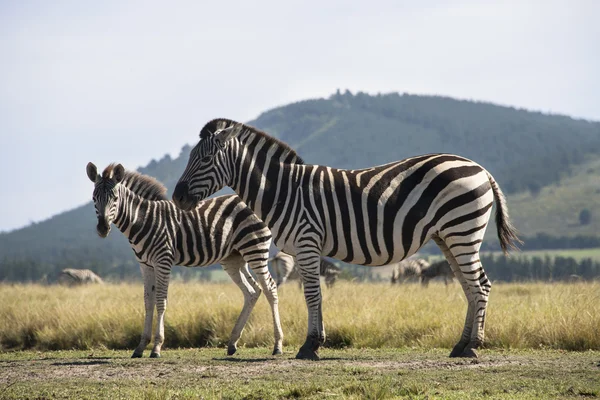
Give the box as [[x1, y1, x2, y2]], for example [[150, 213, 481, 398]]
[[149, 352, 161, 358], [227, 345, 237, 356], [272, 348, 283, 356], [460, 347, 479, 358], [295, 346, 320, 361], [449, 341, 469, 358], [131, 352, 143, 358]]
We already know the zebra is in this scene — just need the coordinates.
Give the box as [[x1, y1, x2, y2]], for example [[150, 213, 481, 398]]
[[390, 258, 430, 284], [269, 252, 341, 288], [86, 162, 283, 358], [420, 260, 455, 287], [58, 268, 104, 286], [172, 118, 521, 360]]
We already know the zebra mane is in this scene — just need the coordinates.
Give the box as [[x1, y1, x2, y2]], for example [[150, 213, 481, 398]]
[[102, 164, 168, 201], [200, 118, 305, 164]]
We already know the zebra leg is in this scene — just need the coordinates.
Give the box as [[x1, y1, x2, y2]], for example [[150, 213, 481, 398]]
[[133, 264, 155, 358], [433, 236, 475, 358], [454, 253, 491, 358], [150, 265, 171, 358], [221, 255, 262, 356], [245, 259, 284, 356], [294, 249, 324, 361]]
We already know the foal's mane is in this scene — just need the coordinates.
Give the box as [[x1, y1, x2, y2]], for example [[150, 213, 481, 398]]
[[200, 118, 305, 164], [102, 164, 168, 201]]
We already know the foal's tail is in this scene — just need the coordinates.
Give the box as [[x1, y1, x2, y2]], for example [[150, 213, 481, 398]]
[[487, 172, 523, 254]]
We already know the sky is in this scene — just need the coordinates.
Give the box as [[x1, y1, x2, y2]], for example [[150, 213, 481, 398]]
[[0, 0, 598, 233]]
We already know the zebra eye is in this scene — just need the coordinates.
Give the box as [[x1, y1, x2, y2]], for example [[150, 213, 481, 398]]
[[201, 155, 213, 163]]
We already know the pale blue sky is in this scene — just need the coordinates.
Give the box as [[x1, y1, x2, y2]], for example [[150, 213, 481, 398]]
[[1, 0, 598, 232]]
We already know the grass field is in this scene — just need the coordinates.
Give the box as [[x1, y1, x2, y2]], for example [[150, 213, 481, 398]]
[[1, 281, 599, 352], [1, 282, 599, 399]]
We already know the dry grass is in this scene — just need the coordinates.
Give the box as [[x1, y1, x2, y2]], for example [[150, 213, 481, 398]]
[[1, 281, 599, 352]]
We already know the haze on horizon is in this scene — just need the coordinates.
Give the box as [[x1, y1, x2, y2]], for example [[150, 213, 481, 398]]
[[1, 0, 598, 233]]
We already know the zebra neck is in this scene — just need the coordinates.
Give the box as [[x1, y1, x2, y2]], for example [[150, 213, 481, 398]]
[[113, 186, 151, 240], [230, 140, 299, 225]]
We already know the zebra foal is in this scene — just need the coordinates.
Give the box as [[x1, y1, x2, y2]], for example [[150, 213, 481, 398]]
[[86, 162, 283, 358], [172, 118, 521, 360]]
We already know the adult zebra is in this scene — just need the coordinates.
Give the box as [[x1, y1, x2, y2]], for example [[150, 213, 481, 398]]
[[421, 260, 455, 286], [390, 257, 430, 284], [172, 118, 521, 360], [86, 162, 283, 358]]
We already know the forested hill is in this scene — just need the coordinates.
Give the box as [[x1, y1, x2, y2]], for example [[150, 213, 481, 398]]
[[252, 91, 600, 194], [2, 91, 600, 281]]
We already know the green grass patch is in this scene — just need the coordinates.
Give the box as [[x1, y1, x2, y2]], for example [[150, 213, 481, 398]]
[[0, 348, 598, 399]]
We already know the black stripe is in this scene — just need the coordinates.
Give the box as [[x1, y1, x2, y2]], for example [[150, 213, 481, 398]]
[[440, 202, 493, 232], [403, 164, 483, 254], [384, 155, 461, 263], [323, 169, 339, 257], [418, 181, 491, 247]]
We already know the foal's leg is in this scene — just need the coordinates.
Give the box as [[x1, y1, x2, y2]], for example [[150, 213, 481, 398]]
[[221, 254, 261, 356], [150, 263, 172, 358], [245, 256, 284, 355], [132, 263, 155, 358]]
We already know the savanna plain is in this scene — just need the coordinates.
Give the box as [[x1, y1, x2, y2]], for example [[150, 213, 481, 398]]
[[1, 281, 599, 399]]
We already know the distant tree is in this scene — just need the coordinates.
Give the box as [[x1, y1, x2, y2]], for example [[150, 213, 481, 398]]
[[579, 209, 592, 225]]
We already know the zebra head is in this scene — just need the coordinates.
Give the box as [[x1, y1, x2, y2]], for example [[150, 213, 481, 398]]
[[173, 121, 244, 211], [86, 162, 125, 238]]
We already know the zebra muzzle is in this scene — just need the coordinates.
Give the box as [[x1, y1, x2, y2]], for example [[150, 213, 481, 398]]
[[173, 182, 195, 211], [96, 217, 110, 237]]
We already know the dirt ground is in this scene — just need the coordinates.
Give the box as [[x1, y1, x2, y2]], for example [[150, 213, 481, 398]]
[[1, 348, 599, 399]]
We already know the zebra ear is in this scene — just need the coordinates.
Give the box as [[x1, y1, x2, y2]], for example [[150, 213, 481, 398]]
[[113, 164, 125, 183], [86, 162, 99, 183], [214, 123, 243, 149]]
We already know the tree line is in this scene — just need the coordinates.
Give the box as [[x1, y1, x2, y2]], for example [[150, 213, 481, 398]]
[[2, 253, 599, 284]]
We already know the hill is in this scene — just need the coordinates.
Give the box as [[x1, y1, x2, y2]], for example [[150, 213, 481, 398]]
[[2, 91, 600, 282], [253, 91, 600, 194]]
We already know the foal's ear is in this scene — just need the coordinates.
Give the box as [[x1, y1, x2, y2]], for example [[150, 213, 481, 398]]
[[86, 162, 99, 183], [214, 123, 243, 149], [113, 164, 125, 183]]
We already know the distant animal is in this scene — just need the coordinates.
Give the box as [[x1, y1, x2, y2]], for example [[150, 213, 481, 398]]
[[420, 260, 455, 286], [172, 118, 521, 360], [269, 252, 342, 289], [390, 258, 430, 284], [86, 162, 283, 358], [58, 269, 104, 286]]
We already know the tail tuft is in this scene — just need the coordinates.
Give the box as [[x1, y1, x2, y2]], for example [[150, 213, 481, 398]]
[[487, 172, 523, 254]]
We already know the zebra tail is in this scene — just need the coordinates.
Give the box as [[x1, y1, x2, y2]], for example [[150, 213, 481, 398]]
[[487, 172, 523, 254]]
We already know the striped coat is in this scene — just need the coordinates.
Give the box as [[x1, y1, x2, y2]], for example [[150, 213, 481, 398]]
[[87, 162, 283, 358], [173, 118, 521, 360]]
